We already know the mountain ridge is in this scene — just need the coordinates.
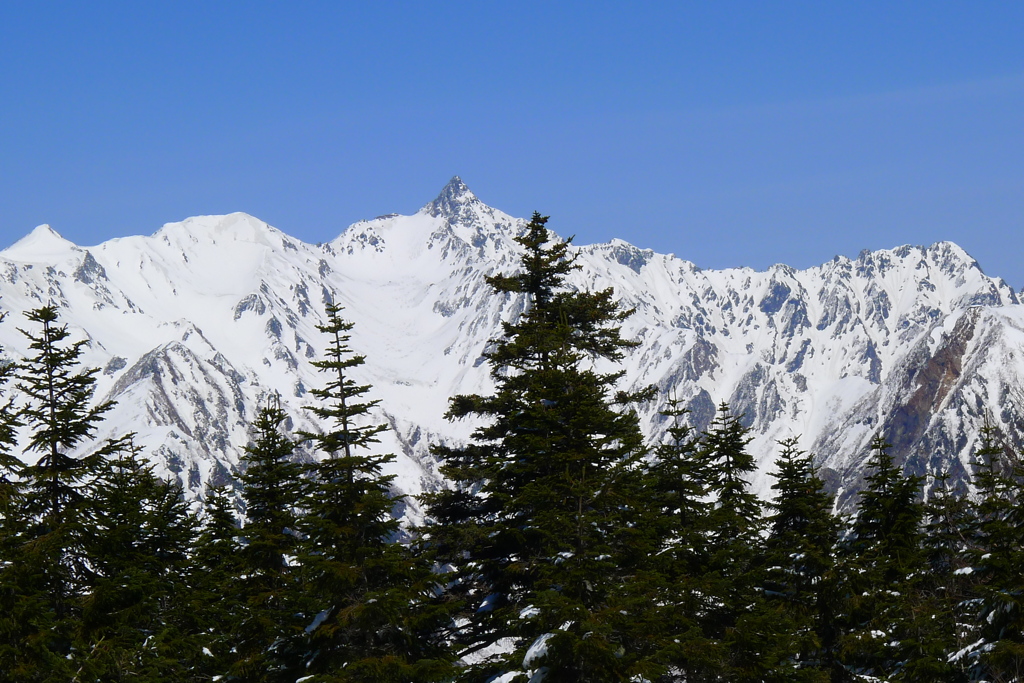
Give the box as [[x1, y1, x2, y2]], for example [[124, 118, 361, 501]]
[[1, 177, 1020, 515]]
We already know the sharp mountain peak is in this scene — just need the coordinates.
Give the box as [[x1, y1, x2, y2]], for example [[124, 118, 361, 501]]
[[421, 175, 482, 218]]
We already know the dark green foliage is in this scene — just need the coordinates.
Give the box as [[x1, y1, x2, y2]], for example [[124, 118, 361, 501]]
[[194, 485, 243, 572], [917, 470, 973, 682], [16, 307, 125, 521], [230, 396, 305, 681], [301, 303, 387, 468], [0, 313, 37, 682], [296, 304, 452, 682], [75, 439, 200, 681], [702, 404, 762, 569], [963, 426, 1024, 682], [0, 310, 23, 561], [836, 436, 928, 681], [757, 437, 837, 682], [425, 213, 657, 681], [849, 438, 925, 579], [764, 439, 837, 618], [241, 397, 303, 544], [698, 405, 769, 680], [642, 399, 719, 680], [16, 306, 128, 610], [0, 305, 129, 680], [0, 312, 22, 510], [190, 484, 245, 678], [647, 398, 710, 575]]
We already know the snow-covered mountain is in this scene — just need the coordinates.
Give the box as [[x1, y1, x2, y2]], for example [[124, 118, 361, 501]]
[[1, 177, 1020, 513]]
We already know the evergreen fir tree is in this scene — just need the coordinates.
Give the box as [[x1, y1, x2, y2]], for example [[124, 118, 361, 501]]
[[296, 303, 452, 682], [642, 399, 721, 681], [75, 438, 200, 681], [756, 437, 837, 682], [230, 396, 305, 681], [646, 398, 711, 576], [0, 305, 128, 680], [964, 425, 1024, 682], [424, 213, 658, 682], [0, 314, 28, 682], [697, 404, 768, 681], [701, 404, 762, 562], [190, 484, 245, 679], [837, 436, 927, 681], [0, 310, 22, 519], [916, 470, 972, 682], [0, 310, 23, 530]]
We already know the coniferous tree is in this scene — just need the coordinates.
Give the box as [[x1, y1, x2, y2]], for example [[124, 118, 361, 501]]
[[0, 311, 22, 526], [697, 404, 768, 681], [836, 436, 927, 681], [646, 399, 711, 576], [230, 396, 305, 681], [642, 399, 720, 681], [0, 315, 27, 682], [756, 437, 837, 682], [190, 484, 245, 679], [0, 311, 22, 525], [917, 470, 972, 682], [964, 426, 1024, 682], [76, 438, 200, 681], [296, 303, 452, 682], [0, 305, 128, 680], [424, 213, 658, 682], [702, 403, 762, 544]]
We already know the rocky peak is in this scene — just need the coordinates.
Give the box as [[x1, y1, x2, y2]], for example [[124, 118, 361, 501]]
[[421, 176, 481, 219]]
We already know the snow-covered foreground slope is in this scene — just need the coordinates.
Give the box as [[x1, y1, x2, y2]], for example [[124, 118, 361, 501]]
[[0, 177, 1019, 514]]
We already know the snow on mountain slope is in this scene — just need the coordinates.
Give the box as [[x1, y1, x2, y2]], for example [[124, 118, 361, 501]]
[[563, 234, 1018, 500], [0, 177, 1018, 514]]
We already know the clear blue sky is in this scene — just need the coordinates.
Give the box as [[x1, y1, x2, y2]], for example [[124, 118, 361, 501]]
[[2, 2, 1023, 285]]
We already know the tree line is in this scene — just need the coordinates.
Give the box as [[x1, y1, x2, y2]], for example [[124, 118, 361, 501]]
[[0, 212, 1022, 682]]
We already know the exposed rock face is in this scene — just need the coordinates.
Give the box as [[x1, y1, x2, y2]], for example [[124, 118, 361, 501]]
[[0, 177, 1020, 515]]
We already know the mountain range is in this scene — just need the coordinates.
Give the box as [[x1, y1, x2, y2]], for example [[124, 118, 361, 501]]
[[1, 176, 1021, 514]]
